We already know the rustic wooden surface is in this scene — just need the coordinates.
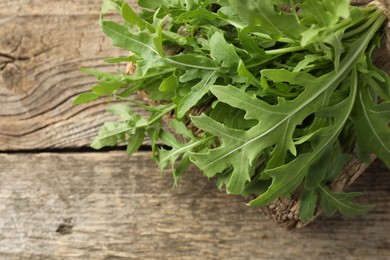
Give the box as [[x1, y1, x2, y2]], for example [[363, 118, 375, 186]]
[[0, 0, 132, 150], [0, 0, 390, 259], [0, 152, 389, 260]]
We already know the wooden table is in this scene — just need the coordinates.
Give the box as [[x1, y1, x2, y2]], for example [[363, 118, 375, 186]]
[[0, 1, 389, 259]]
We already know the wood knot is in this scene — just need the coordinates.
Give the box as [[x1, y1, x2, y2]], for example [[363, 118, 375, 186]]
[[56, 217, 74, 235]]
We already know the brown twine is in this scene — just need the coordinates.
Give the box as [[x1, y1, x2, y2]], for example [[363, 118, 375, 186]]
[[349, 1, 389, 52], [366, 0, 390, 76], [367, 0, 389, 18]]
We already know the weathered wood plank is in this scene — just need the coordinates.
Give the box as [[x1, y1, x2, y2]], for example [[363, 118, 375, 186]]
[[0, 152, 389, 259], [0, 1, 141, 150], [0, 0, 101, 16]]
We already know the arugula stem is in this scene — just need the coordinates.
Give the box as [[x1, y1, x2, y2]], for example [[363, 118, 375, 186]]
[[331, 17, 352, 33], [343, 9, 382, 39], [125, 69, 176, 82], [252, 32, 296, 44], [278, 38, 297, 44], [246, 54, 284, 69], [148, 104, 177, 125], [318, 185, 357, 211], [113, 94, 152, 110], [160, 135, 214, 165], [264, 46, 304, 55], [219, 18, 246, 30], [112, 95, 177, 127], [113, 95, 177, 123]]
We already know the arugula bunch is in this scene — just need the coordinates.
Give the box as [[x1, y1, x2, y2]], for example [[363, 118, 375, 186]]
[[75, 0, 390, 222]]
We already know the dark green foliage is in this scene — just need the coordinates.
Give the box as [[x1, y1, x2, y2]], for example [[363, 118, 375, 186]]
[[75, 0, 390, 221]]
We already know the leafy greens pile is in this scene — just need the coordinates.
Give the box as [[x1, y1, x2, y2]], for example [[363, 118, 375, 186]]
[[75, 0, 390, 222]]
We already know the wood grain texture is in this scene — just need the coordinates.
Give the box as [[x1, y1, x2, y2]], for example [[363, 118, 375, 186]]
[[0, 0, 142, 150], [0, 151, 389, 259]]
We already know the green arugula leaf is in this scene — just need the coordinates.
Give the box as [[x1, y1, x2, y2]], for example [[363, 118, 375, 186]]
[[91, 121, 131, 149], [354, 89, 390, 168], [80, 67, 121, 81], [177, 71, 219, 118], [127, 128, 145, 156], [319, 186, 375, 217], [92, 80, 128, 95], [102, 20, 158, 58], [101, 0, 123, 14], [76, 0, 389, 221], [166, 54, 219, 70], [209, 31, 240, 69], [250, 68, 358, 205], [176, 7, 219, 23], [121, 2, 153, 32], [192, 52, 358, 196], [104, 55, 140, 63], [300, 0, 350, 46], [299, 188, 318, 223], [228, 0, 304, 40], [91, 104, 148, 152], [72, 92, 98, 105], [157, 124, 212, 186]]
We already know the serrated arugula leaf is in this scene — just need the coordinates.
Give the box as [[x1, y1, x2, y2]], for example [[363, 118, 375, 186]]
[[228, 0, 304, 40], [237, 60, 262, 88], [305, 149, 333, 191], [250, 69, 358, 205], [91, 104, 148, 153], [121, 2, 153, 32], [354, 89, 390, 168], [73, 92, 98, 105], [104, 55, 140, 63], [299, 188, 318, 223], [126, 128, 145, 156], [192, 15, 383, 196], [107, 104, 139, 121], [92, 80, 128, 95], [261, 69, 317, 86], [176, 7, 219, 23], [300, 0, 350, 46], [192, 49, 360, 196], [91, 122, 131, 149], [209, 31, 240, 69], [80, 67, 121, 81], [101, 0, 123, 14], [76, 0, 389, 221], [137, 0, 160, 10], [319, 186, 375, 217], [177, 71, 219, 118], [293, 54, 324, 72], [238, 26, 270, 58], [159, 74, 179, 93], [157, 121, 212, 186], [102, 20, 158, 58]]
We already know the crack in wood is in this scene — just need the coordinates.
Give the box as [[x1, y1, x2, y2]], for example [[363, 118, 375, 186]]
[[0, 52, 31, 71], [56, 218, 74, 235], [0, 52, 30, 61], [0, 145, 155, 154]]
